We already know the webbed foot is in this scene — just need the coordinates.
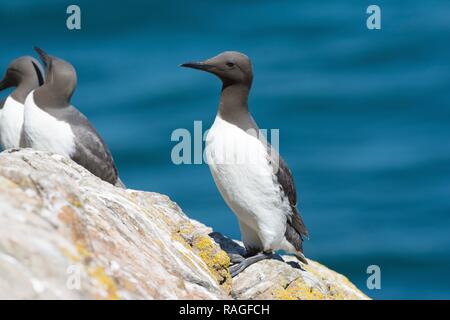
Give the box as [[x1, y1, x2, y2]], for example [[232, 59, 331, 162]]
[[230, 252, 273, 277]]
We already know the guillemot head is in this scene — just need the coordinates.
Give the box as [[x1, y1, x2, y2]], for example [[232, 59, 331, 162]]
[[34, 47, 77, 107], [181, 51, 253, 88], [0, 56, 44, 103]]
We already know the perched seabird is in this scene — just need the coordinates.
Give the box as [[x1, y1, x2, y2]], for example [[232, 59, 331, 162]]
[[0, 56, 44, 150], [181, 51, 309, 276], [22, 47, 123, 187]]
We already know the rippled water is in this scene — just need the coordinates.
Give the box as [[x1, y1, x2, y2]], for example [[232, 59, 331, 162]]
[[1, 0, 450, 299]]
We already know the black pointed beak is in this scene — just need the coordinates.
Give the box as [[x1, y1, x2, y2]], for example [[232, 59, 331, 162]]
[[0, 76, 11, 91], [180, 61, 213, 71], [34, 46, 51, 67]]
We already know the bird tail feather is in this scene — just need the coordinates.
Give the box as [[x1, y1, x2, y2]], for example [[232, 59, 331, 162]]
[[295, 251, 308, 264]]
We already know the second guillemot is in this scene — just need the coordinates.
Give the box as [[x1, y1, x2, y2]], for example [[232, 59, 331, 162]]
[[22, 47, 123, 187], [0, 56, 44, 150], [181, 51, 309, 276]]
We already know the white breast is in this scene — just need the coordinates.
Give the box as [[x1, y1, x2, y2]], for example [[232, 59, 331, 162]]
[[23, 91, 76, 158], [0, 96, 25, 150], [205, 116, 291, 251]]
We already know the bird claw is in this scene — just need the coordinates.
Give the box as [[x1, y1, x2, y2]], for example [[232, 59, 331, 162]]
[[228, 253, 245, 264], [229, 252, 273, 277]]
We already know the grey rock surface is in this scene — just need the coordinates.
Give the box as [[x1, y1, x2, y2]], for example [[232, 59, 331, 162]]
[[0, 149, 368, 300]]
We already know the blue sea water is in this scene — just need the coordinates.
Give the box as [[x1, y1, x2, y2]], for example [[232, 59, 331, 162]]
[[1, 0, 450, 299]]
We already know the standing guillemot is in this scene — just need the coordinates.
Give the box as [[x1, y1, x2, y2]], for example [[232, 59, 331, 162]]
[[0, 56, 44, 150], [181, 51, 309, 276], [22, 47, 123, 187]]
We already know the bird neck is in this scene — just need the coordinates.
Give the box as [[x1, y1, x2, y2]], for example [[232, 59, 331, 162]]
[[34, 82, 72, 108], [11, 79, 38, 104], [218, 83, 250, 124]]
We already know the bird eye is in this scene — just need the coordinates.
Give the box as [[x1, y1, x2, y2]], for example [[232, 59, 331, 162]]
[[226, 62, 235, 67]]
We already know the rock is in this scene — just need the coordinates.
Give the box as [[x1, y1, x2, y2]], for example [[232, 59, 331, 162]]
[[0, 149, 368, 300], [210, 233, 368, 300]]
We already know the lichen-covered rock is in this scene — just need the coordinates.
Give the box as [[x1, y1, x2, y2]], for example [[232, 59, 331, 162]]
[[210, 232, 369, 300], [0, 149, 226, 299], [232, 258, 368, 300], [0, 149, 368, 300]]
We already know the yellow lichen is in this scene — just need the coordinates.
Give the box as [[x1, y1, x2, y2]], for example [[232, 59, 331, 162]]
[[171, 233, 192, 250], [172, 221, 232, 292], [88, 266, 119, 300], [301, 260, 368, 300], [177, 222, 195, 240], [59, 246, 81, 262], [57, 205, 120, 299], [0, 177, 19, 189], [74, 241, 92, 259], [192, 235, 231, 291], [273, 277, 326, 300], [160, 214, 174, 227], [66, 193, 82, 208]]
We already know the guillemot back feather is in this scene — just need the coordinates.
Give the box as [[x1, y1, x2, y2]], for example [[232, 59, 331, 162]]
[[44, 104, 118, 185], [23, 47, 121, 187]]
